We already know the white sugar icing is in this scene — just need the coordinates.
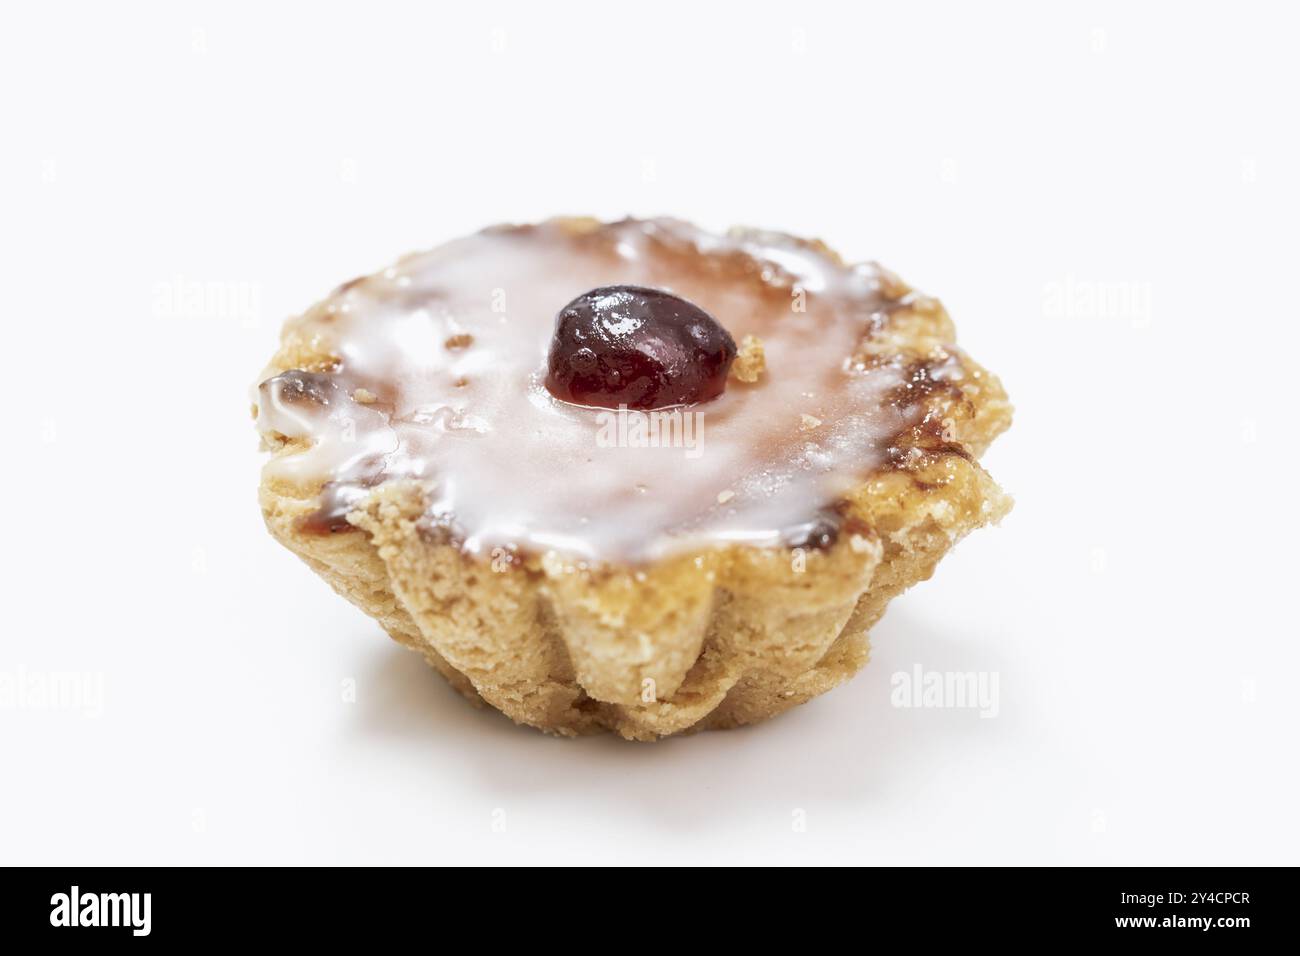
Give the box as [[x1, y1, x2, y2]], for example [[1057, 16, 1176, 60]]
[[256, 218, 934, 561]]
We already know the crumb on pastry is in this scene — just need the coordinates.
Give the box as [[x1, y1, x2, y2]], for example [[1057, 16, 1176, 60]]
[[729, 334, 766, 383]]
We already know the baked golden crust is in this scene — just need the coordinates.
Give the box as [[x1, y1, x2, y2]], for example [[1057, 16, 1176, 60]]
[[255, 221, 1012, 739]]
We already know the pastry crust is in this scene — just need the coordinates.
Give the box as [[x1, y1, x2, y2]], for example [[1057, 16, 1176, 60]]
[[256, 222, 1012, 739]]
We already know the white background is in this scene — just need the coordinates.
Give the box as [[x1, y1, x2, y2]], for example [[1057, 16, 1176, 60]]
[[2, 1, 1296, 865]]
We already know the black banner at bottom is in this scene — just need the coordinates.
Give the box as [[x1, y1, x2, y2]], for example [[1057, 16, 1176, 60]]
[[0, 866, 1285, 943]]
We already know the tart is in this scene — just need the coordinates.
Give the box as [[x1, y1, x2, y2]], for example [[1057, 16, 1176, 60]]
[[253, 217, 1012, 739]]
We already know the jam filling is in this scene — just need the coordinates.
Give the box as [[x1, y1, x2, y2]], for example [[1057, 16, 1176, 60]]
[[255, 218, 962, 561]]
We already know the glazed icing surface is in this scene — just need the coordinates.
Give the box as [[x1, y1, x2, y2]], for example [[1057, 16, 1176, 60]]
[[256, 218, 938, 561]]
